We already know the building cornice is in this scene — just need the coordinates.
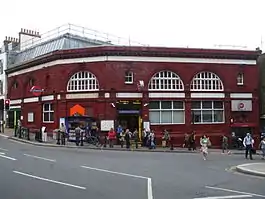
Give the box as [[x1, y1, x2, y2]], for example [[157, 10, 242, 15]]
[[6, 46, 260, 74]]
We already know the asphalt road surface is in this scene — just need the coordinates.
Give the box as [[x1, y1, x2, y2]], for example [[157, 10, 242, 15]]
[[0, 136, 264, 199]]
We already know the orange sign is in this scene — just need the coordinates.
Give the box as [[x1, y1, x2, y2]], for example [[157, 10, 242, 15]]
[[70, 104, 85, 116]]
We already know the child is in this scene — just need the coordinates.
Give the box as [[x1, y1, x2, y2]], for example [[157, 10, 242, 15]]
[[259, 137, 265, 159]]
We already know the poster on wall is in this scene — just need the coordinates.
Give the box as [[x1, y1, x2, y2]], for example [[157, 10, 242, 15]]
[[100, 120, 114, 131], [143, 121, 150, 131]]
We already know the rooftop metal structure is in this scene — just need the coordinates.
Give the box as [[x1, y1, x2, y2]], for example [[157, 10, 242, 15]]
[[8, 23, 148, 67]]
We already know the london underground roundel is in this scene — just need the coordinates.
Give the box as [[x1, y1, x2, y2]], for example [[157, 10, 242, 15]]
[[30, 86, 44, 97]]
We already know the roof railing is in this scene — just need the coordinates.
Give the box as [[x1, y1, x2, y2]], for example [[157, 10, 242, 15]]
[[16, 23, 148, 52]]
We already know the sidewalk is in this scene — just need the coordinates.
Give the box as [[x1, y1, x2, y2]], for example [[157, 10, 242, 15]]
[[0, 128, 246, 154], [236, 163, 265, 177]]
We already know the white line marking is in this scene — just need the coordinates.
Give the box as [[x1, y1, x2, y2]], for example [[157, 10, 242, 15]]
[[0, 147, 8, 151], [147, 178, 153, 199], [206, 186, 265, 198], [0, 154, 16, 161], [194, 194, 252, 199], [81, 165, 148, 179], [23, 154, 56, 162], [81, 165, 153, 199], [0, 152, 5, 155], [13, 171, 86, 190]]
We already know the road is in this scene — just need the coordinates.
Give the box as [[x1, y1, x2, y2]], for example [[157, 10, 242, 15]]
[[0, 135, 264, 199]]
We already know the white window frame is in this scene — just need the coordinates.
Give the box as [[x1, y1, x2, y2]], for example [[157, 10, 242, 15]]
[[43, 103, 54, 123], [125, 71, 134, 84], [237, 73, 244, 85], [149, 101, 185, 124], [190, 71, 224, 91], [67, 71, 99, 92], [148, 70, 184, 91], [28, 112, 34, 122], [191, 101, 224, 124]]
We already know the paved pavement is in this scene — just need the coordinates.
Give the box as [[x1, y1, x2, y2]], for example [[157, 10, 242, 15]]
[[236, 163, 265, 177], [0, 129, 248, 155], [0, 133, 265, 199]]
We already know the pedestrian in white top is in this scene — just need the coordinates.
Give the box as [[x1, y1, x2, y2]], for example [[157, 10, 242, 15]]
[[259, 137, 265, 159], [243, 133, 254, 160]]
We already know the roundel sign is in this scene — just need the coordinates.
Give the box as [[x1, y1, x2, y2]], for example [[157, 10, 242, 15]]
[[30, 86, 44, 97], [238, 102, 245, 110]]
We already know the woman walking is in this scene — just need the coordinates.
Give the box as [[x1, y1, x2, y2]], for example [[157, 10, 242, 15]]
[[259, 137, 265, 159], [200, 135, 210, 160]]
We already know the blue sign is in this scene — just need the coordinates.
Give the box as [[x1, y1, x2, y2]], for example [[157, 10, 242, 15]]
[[118, 110, 140, 114]]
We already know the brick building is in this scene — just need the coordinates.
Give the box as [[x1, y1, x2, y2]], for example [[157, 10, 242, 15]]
[[6, 45, 260, 147]]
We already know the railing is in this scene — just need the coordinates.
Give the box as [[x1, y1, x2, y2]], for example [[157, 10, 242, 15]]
[[16, 23, 148, 52]]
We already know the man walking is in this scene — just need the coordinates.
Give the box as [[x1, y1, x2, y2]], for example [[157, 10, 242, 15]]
[[243, 133, 254, 160]]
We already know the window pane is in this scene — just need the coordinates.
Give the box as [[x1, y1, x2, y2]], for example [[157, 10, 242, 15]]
[[44, 104, 50, 111], [202, 110, 212, 123], [191, 101, 201, 109], [43, 113, 49, 121], [173, 111, 184, 123], [161, 111, 172, 123], [214, 110, 224, 122], [149, 111, 160, 123], [50, 112, 54, 122], [149, 101, 159, 109], [213, 101, 223, 109], [161, 101, 172, 109], [192, 110, 201, 123], [202, 101, 212, 109], [50, 104, 54, 111], [173, 101, 183, 109]]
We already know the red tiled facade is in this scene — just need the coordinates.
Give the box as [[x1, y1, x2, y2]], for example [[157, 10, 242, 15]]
[[6, 46, 260, 147]]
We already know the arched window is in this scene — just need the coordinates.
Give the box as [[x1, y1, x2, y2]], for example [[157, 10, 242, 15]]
[[190, 71, 224, 91], [67, 71, 99, 92], [148, 70, 184, 91]]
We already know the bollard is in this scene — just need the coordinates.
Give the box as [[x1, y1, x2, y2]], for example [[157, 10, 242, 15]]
[[14, 126, 17, 137], [27, 128, 30, 140], [80, 130, 84, 146]]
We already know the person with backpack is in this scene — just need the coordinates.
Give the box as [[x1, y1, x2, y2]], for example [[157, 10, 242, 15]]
[[243, 133, 254, 160]]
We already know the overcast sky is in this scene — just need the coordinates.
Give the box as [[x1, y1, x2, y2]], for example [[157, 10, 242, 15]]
[[0, 0, 264, 50]]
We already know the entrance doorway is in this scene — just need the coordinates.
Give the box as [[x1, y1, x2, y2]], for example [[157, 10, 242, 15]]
[[116, 100, 142, 138], [118, 114, 139, 133]]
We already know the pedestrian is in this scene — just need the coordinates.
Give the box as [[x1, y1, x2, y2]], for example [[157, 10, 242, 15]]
[[119, 132, 125, 148], [162, 129, 170, 148], [125, 129, 131, 149], [243, 133, 254, 160], [200, 135, 210, 160], [258, 137, 265, 159], [149, 130, 156, 149], [189, 132, 196, 151], [108, 128, 116, 148], [183, 133, 189, 148], [75, 126, 81, 146], [132, 128, 139, 149], [60, 123, 66, 145], [222, 135, 230, 154], [142, 128, 147, 147]]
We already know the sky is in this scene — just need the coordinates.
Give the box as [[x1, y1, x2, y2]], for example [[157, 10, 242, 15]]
[[0, 0, 264, 51]]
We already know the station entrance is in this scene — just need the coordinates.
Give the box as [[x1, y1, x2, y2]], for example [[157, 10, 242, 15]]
[[116, 100, 142, 139]]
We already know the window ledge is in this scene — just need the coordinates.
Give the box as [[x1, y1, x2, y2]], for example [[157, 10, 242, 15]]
[[125, 82, 133, 85], [43, 121, 54, 123]]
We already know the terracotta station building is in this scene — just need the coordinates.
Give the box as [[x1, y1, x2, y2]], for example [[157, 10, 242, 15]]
[[6, 44, 260, 147]]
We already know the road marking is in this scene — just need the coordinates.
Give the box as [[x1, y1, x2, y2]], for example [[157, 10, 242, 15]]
[[0, 154, 16, 160], [81, 165, 153, 199], [13, 171, 86, 190], [194, 195, 252, 199], [23, 154, 56, 162], [206, 186, 265, 198], [0, 147, 8, 151]]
